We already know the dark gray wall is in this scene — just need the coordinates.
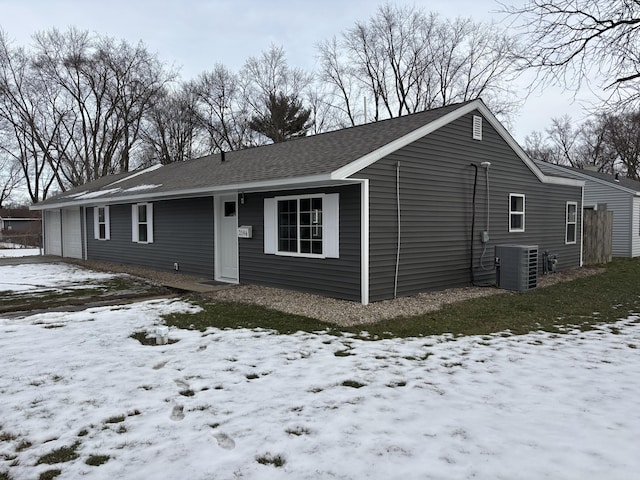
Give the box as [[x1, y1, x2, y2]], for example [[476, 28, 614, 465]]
[[86, 196, 214, 277], [238, 185, 361, 301], [358, 110, 582, 302]]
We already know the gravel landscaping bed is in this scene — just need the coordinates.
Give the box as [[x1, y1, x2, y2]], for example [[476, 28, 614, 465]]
[[65, 259, 603, 326], [204, 267, 602, 326]]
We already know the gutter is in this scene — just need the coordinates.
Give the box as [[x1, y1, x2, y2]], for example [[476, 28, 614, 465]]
[[30, 174, 349, 210]]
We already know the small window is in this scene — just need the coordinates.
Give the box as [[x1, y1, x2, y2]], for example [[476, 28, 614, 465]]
[[93, 206, 110, 240], [224, 201, 236, 217], [509, 194, 525, 232], [566, 202, 577, 244], [132, 203, 153, 243]]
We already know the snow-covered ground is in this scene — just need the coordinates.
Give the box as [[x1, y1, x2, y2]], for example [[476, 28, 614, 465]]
[[0, 262, 120, 294], [1, 263, 640, 479], [0, 244, 41, 257]]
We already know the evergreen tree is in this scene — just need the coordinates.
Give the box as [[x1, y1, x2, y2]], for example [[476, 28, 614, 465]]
[[248, 92, 312, 143]]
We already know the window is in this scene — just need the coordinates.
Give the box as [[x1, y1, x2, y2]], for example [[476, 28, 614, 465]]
[[93, 206, 110, 240], [131, 203, 153, 243], [224, 201, 236, 217], [509, 194, 525, 232], [264, 193, 339, 258], [566, 202, 577, 244]]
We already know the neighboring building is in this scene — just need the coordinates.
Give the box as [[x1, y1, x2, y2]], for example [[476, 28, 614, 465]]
[[31, 99, 584, 304], [535, 160, 640, 258], [0, 208, 42, 246]]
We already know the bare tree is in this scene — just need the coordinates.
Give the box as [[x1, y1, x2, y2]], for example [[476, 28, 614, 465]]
[[0, 148, 22, 207], [602, 112, 640, 180], [525, 111, 640, 177], [523, 130, 557, 164], [0, 31, 61, 203], [547, 116, 581, 167], [318, 4, 519, 126], [192, 64, 254, 152], [241, 44, 313, 117], [30, 28, 172, 187], [141, 82, 204, 164], [503, 0, 640, 110]]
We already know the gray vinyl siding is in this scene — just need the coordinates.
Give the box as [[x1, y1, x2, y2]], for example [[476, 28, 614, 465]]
[[86, 197, 214, 277], [536, 162, 639, 258], [238, 185, 361, 301], [357, 111, 582, 302]]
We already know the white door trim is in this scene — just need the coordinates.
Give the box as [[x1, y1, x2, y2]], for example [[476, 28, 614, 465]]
[[214, 194, 239, 283]]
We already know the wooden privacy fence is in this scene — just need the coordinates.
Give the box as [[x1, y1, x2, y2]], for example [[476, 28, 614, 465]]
[[582, 209, 613, 265]]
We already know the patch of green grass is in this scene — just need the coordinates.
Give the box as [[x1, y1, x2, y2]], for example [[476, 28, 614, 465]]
[[129, 330, 179, 346], [15, 440, 32, 452], [387, 380, 407, 387], [256, 453, 286, 467], [104, 415, 125, 424], [0, 471, 14, 480], [38, 470, 61, 480], [163, 300, 337, 335], [35, 442, 80, 465], [341, 380, 366, 388], [0, 276, 168, 314], [334, 349, 352, 357], [162, 259, 640, 338], [0, 431, 16, 442], [85, 454, 110, 466], [286, 426, 312, 436], [179, 389, 195, 396]]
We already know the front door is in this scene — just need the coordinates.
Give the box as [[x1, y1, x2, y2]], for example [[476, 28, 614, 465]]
[[216, 194, 238, 282]]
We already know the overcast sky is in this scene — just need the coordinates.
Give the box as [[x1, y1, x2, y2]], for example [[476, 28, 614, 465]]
[[0, 0, 599, 142]]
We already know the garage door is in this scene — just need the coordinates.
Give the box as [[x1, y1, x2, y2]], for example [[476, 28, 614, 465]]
[[44, 209, 62, 256], [62, 207, 83, 259]]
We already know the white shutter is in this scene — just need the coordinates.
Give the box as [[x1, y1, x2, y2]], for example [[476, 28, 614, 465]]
[[93, 207, 100, 239], [264, 198, 276, 254], [323, 193, 340, 258], [104, 206, 110, 240], [146, 203, 154, 243], [131, 204, 139, 242]]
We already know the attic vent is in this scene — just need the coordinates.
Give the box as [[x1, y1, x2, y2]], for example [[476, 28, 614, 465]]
[[472, 115, 482, 141]]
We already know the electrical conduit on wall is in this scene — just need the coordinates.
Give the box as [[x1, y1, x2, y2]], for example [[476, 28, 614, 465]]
[[394, 161, 401, 299]]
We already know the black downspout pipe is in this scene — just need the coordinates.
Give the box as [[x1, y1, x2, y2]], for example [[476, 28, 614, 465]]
[[470, 164, 478, 285]]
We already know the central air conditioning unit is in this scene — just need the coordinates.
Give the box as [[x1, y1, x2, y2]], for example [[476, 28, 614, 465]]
[[495, 245, 538, 291]]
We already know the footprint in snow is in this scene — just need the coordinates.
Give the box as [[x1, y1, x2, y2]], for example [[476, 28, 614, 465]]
[[170, 404, 185, 421], [213, 432, 235, 450], [174, 378, 189, 390]]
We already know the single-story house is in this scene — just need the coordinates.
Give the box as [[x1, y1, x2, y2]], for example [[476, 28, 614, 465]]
[[535, 160, 640, 258], [32, 99, 584, 304], [0, 208, 41, 233]]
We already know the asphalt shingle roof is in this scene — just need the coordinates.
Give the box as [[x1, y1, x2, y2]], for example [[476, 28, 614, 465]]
[[34, 100, 474, 207], [534, 160, 640, 193]]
